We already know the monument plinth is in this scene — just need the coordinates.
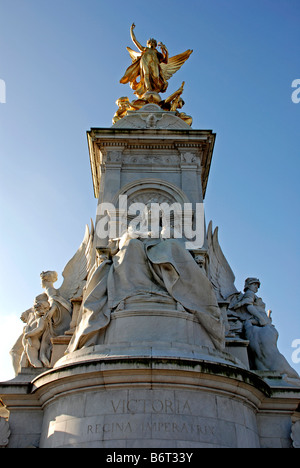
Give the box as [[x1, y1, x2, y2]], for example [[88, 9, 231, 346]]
[[1, 24, 300, 449]]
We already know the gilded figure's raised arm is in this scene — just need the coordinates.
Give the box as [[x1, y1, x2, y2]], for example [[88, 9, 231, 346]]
[[130, 23, 145, 52]]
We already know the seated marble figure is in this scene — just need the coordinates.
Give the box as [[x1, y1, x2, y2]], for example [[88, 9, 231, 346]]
[[67, 203, 225, 353]]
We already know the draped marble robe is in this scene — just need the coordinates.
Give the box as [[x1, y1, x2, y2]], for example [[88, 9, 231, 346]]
[[67, 237, 225, 353]]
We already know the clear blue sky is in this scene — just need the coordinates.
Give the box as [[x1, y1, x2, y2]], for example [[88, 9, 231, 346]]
[[0, 0, 299, 381]]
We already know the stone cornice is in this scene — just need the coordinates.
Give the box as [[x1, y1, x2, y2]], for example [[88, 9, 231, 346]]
[[87, 127, 215, 199]]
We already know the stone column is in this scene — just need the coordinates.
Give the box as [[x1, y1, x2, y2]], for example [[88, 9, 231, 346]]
[[95, 147, 124, 248]]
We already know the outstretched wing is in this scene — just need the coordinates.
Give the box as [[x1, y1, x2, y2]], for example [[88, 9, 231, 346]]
[[58, 220, 94, 301], [206, 221, 238, 301], [160, 49, 193, 81], [126, 47, 141, 63]]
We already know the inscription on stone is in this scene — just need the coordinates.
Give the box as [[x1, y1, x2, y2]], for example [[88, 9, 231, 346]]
[[86, 420, 216, 437], [85, 399, 216, 441], [87, 422, 133, 435], [110, 398, 192, 415]]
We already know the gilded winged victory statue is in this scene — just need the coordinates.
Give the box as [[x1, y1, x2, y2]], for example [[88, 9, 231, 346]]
[[120, 23, 192, 99], [114, 23, 193, 124]]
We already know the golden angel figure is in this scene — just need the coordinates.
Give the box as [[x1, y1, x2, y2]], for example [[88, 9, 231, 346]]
[[120, 23, 193, 98]]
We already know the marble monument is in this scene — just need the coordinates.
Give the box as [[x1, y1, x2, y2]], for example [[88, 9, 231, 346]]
[[1, 24, 300, 449]]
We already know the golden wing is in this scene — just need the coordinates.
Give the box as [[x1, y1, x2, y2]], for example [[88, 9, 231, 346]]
[[160, 49, 193, 81], [126, 47, 141, 63]]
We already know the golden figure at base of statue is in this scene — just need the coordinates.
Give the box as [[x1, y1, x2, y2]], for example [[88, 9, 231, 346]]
[[112, 97, 132, 124], [114, 24, 193, 126], [160, 81, 193, 126], [113, 81, 193, 127]]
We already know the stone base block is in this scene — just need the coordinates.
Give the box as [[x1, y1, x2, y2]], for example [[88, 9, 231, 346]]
[[28, 356, 269, 448], [1, 353, 300, 448]]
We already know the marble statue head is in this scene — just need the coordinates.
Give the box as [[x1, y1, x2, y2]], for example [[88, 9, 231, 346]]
[[244, 277, 260, 292], [40, 270, 58, 286]]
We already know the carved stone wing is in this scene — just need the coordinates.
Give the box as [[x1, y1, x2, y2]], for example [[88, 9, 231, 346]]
[[160, 49, 193, 81], [206, 221, 238, 301], [58, 220, 94, 301]]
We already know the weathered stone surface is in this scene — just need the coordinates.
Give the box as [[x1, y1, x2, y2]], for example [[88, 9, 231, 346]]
[[291, 420, 300, 448], [0, 417, 10, 448]]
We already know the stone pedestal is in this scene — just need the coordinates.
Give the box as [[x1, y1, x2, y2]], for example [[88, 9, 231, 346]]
[[1, 350, 300, 448], [49, 335, 71, 368], [225, 338, 250, 369], [36, 357, 265, 448], [1, 306, 300, 448]]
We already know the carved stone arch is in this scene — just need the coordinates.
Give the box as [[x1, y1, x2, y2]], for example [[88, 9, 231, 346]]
[[95, 179, 191, 246], [109, 179, 193, 238], [112, 178, 191, 207]]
